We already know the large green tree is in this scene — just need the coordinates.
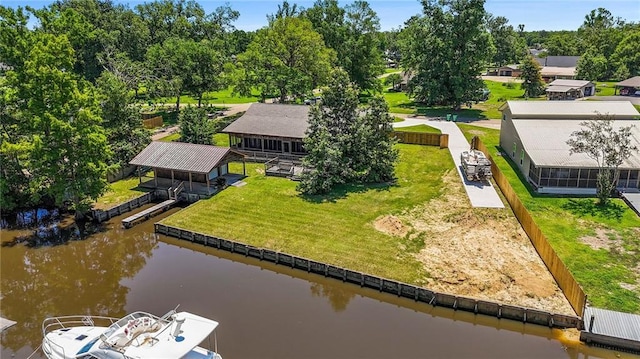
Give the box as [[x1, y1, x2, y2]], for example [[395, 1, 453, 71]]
[[400, 0, 494, 109], [96, 71, 151, 175], [519, 54, 545, 98], [304, 0, 384, 92], [611, 30, 640, 77], [3, 32, 111, 216], [178, 106, 216, 145], [231, 16, 334, 103], [299, 69, 397, 195], [486, 15, 520, 66], [576, 47, 608, 81]]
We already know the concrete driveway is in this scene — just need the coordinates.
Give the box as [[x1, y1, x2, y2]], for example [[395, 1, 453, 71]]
[[394, 118, 505, 208]]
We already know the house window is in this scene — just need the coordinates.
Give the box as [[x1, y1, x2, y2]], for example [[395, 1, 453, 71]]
[[502, 114, 506, 121], [520, 150, 524, 165]]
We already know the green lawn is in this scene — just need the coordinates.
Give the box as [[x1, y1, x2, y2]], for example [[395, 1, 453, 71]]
[[395, 124, 441, 134], [151, 87, 262, 107], [382, 90, 416, 114], [161, 144, 453, 284], [594, 81, 617, 96], [458, 123, 640, 313], [94, 175, 151, 210], [157, 133, 229, 146], [382, 80, 543, 119]]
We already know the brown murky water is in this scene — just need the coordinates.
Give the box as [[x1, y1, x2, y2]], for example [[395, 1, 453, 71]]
[[1, 205, 637, 359]]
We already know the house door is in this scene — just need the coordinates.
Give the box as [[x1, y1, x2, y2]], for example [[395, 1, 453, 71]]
[[283, 142, 290, 154]]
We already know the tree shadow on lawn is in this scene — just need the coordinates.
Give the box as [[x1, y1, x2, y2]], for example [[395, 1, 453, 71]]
[[300, 181, 398, 204], [561, 199, 626, 221], [416, 106, 486, 121]]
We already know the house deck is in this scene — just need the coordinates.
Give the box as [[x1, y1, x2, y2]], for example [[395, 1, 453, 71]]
[[580, 306, 640, 353]]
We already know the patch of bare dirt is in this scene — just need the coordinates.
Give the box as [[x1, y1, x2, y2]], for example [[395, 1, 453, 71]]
[[374, 215, 409, 238], [388, 169, 575, 315], [579, 228, 631, 255]]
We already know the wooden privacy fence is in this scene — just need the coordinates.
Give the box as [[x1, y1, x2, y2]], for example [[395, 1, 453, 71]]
[[142, 116, 163, 129], [155, 223, 583, 329], [473, 137, 587, 318], [392, 131, 449, 148]]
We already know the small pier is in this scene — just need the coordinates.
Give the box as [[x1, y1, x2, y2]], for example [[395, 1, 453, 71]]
[[580, 306, 640, 353], [122, 199, 177, 228]]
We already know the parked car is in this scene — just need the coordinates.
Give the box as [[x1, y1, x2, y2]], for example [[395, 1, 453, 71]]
[[304, 97, 322, 105]]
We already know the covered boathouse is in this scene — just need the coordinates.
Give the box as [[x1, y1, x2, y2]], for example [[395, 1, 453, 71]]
[[129, 141, 246, 197]]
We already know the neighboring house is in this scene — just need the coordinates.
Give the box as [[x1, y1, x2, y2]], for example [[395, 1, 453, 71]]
[[398, 71, 413, 91], [222, 103, 309, 160], [129, 141, 246, 195], [615, 76, 640, 96], [545, 79, 595, 100], [534, 56, 580, 82], [499, 101, 640, 194], [497, 64, 521, 77]]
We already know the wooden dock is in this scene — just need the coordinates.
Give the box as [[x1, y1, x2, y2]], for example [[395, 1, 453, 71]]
[[122, 199, 177, 228], [580, 306, 640, 353]]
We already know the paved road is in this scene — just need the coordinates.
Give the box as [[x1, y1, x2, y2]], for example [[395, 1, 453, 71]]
[[394, 117, 505, 208]]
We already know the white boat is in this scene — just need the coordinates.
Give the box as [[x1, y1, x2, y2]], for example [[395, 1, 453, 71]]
[[41, 308, 222, 359]]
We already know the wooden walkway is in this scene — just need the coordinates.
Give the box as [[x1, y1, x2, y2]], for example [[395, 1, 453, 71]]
[[122, 199, 177, 228], [580, 306, 640, 352]]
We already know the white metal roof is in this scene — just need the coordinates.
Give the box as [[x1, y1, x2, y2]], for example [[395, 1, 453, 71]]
[[506, 101, 640, 119], [548, 79, 592, 88], [540, 66, 576, 77], [545, 86, 574, 93], [512, 119, 640, 168]]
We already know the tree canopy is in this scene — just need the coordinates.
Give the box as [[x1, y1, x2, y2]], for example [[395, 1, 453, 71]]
[[298, 69, 397, 195], [400, 0, 494, 109], [231, 16, 334, 103]]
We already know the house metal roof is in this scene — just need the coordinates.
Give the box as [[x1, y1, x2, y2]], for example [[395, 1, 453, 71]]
[[540, 66, 576, 77], [505, 101, 640, 119], [548, 79, 592, 88], [535, 56, 580, 68], [222, 103, 310, 139], [546, 86, 574, 93], [129, 141, 240, 173], [616, 76, 640, 88], [512, 119, 640, 168]]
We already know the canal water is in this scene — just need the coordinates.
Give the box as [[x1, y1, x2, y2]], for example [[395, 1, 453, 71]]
[[1, 205, 637, 359]]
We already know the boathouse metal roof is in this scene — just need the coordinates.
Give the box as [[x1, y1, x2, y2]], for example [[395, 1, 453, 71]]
[[130, 141, 243, 173], [504, 101, 640, 119]]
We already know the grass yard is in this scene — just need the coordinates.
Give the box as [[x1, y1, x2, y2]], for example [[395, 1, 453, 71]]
[[594, 81, 617, 96], [395, 124, 441, 134], [152, 87, 262, 106], [382, 80, 544, 119], [157, 133, 229, 146], [161, 144, 453, 284], [94, 175, 151, 210], [458, 123, 640, 313]]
